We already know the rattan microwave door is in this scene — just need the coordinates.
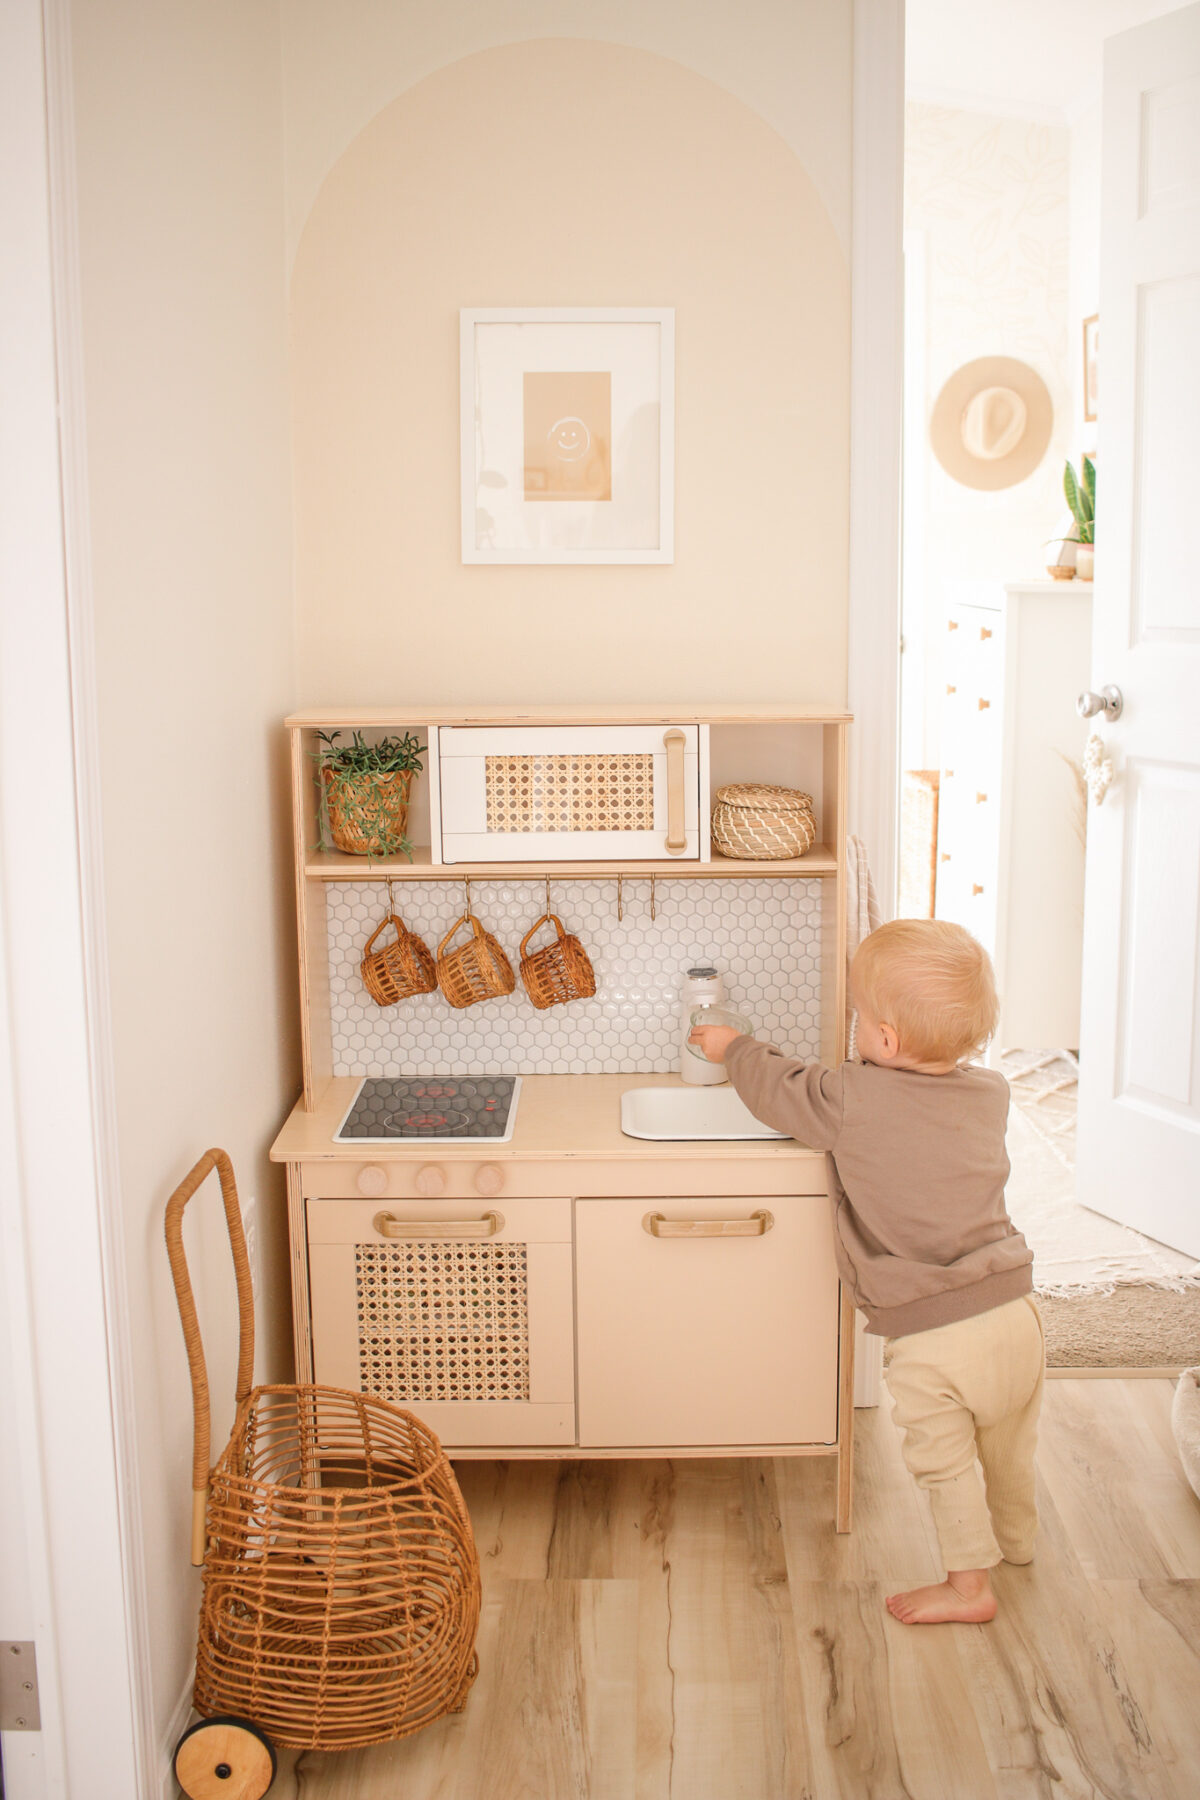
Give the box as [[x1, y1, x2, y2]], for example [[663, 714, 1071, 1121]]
[[437, 724, 703, 862], [306, 1196, 576, 1448]]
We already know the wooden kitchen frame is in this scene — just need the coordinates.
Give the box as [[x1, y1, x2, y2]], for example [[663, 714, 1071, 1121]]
[[273, 704, 857, 1530]]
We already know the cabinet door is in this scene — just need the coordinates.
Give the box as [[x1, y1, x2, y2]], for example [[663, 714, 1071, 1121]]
[[307, 1196, 575, 1446], [575, 1196, 839, 1448]]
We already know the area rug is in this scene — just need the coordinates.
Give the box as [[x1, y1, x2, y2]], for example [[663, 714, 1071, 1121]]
[[1000, 1050, 1200, 1368]]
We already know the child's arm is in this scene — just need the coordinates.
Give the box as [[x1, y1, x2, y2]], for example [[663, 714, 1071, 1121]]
[[690, 1029, 845, 1150]]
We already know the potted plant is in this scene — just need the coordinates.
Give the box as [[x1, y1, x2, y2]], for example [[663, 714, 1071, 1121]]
[[316, 729, 425, 858], [1063, 455, 1095, 580]]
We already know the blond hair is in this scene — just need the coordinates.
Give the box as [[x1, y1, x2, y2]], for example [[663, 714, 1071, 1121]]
[[851, 919, 999, 1063]]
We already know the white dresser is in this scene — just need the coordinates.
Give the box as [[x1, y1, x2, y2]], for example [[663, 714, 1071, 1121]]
[[936, 581, 1092, 1050]]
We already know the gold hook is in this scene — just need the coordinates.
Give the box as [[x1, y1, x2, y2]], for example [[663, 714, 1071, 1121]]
[[386, 877, 396, 915], [545, 876, 552, 917], [464, 875, 471, 915], [617, 874, 624, 922], [650, 874, 657, 922]]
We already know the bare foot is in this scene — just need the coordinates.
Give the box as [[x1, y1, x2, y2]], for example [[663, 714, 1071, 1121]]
[[885, 1570, 997, 1625]]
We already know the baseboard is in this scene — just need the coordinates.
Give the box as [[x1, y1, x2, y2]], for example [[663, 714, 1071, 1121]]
[[1047, 1365, 1183, 1380], [158, 1672, 194, 1800]]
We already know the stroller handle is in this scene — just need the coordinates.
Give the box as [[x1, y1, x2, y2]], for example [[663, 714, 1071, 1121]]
[[164, 1148, 256, 1566]]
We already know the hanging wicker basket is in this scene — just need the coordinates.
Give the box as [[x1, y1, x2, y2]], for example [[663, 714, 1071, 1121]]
[[711, 782, 816, 861], [436, 911, 515, 1009], [322, 767, 414, 857], [519, 913, 597, 1010], [165, 1150, 481, 1764], [361, 912, 437, 1006]]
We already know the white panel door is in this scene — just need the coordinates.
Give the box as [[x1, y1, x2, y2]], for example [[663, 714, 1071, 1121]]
[[1077, 4, 1200, 1255]]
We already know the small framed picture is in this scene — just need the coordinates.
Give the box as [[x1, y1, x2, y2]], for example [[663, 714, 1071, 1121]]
[[1082, 314, 1099, 423], [460, 307, 675, 564]]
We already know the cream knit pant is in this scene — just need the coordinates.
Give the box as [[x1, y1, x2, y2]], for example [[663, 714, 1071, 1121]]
[[884, 1295, 1045, 1571]]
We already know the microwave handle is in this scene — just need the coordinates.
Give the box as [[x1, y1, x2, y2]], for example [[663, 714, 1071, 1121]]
[[663, 729, 687, 853]]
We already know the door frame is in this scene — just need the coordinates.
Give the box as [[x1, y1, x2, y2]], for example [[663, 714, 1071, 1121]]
[[0, 0, 152, 1793], [848, 0, 904, 917]]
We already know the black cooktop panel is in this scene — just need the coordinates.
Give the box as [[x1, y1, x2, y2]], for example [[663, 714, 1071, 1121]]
[[335, 1075, 520, 1142]]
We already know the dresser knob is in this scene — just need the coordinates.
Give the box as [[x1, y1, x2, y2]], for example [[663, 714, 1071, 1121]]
[[474, 1163, 505, 1197], [415, 1164, 447, 1197], [356, 1163, 388, 1197]]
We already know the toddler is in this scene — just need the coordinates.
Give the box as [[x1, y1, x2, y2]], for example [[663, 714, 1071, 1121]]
[[689, 918, 1042, 1625]]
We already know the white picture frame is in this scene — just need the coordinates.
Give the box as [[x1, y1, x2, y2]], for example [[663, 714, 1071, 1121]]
[[460, 307, 675, 564]]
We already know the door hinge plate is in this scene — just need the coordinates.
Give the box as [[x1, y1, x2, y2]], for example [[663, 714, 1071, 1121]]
[[1, 1642, 41, 1730]]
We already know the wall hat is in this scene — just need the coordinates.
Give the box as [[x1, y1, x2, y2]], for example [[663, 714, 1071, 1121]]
[[930, 356, 1053, 491]]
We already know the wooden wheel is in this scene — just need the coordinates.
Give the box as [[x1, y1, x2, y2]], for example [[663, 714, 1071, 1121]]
[[173, 1716, 276, 1800]]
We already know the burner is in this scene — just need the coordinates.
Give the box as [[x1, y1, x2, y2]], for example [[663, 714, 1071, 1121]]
[[385, 1109, 470, 1134], [415, 1083, 459, 1100]]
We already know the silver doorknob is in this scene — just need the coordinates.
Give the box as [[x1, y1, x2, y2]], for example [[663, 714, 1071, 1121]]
[[1077, 685, 1123, 721]]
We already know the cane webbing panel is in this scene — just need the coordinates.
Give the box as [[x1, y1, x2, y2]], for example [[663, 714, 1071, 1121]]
[[485, 753, 654, 833], [356, 1241, 530, 1403]]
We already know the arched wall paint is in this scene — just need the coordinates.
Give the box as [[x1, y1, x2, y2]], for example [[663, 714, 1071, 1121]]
[[290, 37, 851, 706]]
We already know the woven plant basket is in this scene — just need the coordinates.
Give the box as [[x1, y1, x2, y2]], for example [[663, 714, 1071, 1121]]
[[519, 913, 597, 1010], [711, 782, 816, 861], [436, 911, 516, 1009], [322, 767, 414, 857], [165, 1150, 481, 1757], [361, 912, 437, 1006]]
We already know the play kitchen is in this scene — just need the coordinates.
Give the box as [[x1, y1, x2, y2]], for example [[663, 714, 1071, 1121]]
[[272, 704, 857, 1528]]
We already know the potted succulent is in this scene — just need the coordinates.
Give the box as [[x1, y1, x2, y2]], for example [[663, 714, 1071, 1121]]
[[316, 729, 425, 858], [1063, 455, 1095, 580]]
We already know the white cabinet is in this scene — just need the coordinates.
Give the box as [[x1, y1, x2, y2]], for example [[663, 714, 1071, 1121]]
[[306, 1195, 576, 1447], [574, 1195, 839, 1447], [937, 581, 1092, 1049]]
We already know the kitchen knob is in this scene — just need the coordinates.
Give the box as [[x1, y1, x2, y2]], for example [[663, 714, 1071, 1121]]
[[1077, 684, 1123, 721], [474, 1162, 505, 1197], [356, 1163, 388, 1197], [414, 1163, 447, 1197]]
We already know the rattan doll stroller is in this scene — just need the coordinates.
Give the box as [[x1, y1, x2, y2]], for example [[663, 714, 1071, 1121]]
[[165, 1149, 480, 1799]]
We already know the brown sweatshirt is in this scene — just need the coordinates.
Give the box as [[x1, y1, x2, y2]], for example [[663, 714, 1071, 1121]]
[[724, 1037, 1033, 1337]]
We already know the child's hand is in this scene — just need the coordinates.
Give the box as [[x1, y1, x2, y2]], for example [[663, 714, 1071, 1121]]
[[688, 1024, 742, 1064]]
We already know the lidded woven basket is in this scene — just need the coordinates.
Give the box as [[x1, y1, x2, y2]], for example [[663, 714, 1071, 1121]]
[[519, 913, 597, 1010], [711, 783, 816, 861], [361, 911, 437, 1006], [436, 910, 516, 1009]]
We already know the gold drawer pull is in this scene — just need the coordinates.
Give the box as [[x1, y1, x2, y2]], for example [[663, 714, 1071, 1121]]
[[946, 683, 957, 695], [948, 619, 959, 631], [978, 697, 991, 711], [663, 728, 687, 853], [972, 883, 985, 896], [976, 791, 988, 804], [980, 626, 993, 640], [373, 1210, 504, 1240], [642, 1209, 775, 1238]]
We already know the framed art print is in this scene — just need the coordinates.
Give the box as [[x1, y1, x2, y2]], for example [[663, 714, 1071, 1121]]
[[460, 307, 675, 564]]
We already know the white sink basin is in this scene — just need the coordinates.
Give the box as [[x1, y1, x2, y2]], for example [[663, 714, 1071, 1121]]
[[620, 1085, 789, 1142]]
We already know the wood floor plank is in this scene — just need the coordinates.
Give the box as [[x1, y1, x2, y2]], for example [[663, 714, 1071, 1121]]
[[1093, 1579, 1200, 1800], [1034, 1380, 1200, 1579], [776, 1399, 942, 1583], [950, 1490, 1176, 1800], [632, 1458, 813, 1800]]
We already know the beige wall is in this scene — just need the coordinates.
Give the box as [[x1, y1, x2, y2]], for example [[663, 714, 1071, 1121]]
[[69, 0, 296, 1744], [289, 36, 851, 708]]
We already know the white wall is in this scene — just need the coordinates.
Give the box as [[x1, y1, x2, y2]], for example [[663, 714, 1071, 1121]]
[[67, 0, 296, 1757], [903, 102, 1074, 769], [1069, 101, 1101, 460]]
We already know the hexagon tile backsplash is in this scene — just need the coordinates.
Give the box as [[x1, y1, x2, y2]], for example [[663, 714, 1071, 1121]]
[[327, 879, 823, 1076]]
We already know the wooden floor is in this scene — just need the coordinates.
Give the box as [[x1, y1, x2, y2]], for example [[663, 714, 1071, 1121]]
[[270, 1381, 1200, 1800]]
